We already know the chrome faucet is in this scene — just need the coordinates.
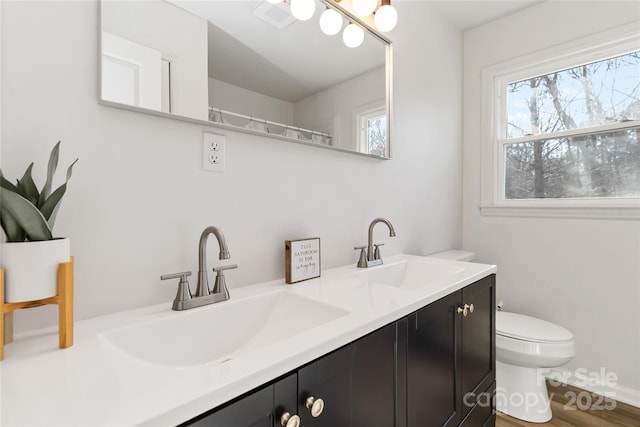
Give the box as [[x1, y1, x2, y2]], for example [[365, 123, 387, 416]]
[[161, 226, 237, 311], [355, 217, 396, 268], [196, 226, 231, 297]]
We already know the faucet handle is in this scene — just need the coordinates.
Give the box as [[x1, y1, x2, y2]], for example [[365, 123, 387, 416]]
[[213, 264, 238, 273], [160, 271, 192, 309], [354, 246, 368, 268], [373, 243, 385, 260], [161, 271, 192, 281], [212, 264, 237, 297]]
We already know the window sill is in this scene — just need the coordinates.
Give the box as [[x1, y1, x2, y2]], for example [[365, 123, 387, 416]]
[[479, 205, 640, 221]]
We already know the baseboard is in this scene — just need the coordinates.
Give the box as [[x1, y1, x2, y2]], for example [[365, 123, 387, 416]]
[[547, 367, 640, 409]]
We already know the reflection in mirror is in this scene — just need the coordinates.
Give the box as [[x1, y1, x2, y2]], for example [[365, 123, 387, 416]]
[[100, 0, 391, 158]]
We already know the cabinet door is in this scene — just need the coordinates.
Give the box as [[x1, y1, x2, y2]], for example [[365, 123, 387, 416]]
[[298, 322, 400, 427], [407, 290, 462, 427], [183, 374, 297, 427], [459, 381, 495, 427], [460, 274, 495, 417], [273, 374, 300, 427]]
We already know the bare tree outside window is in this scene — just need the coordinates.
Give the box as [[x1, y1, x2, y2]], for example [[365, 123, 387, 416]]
[[368, 116, 386, 157], [504, 51, 640, 199]]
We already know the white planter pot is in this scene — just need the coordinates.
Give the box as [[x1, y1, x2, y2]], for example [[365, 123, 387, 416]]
[[1, 238, 71, 303]]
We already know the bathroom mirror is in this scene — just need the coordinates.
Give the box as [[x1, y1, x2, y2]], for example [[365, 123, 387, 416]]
[[99, 0, 391, 158]]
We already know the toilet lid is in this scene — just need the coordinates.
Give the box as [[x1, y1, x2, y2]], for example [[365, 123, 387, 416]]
[[496, 311, 573, 343]]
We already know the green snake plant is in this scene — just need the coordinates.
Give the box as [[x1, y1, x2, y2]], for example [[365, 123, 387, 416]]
[[0, 141, 78, 242]]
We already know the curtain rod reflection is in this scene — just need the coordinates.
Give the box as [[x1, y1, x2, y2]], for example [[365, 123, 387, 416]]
[[208, 107, 333, 145]]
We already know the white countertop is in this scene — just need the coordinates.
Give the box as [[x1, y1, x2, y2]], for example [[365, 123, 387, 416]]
[[0, 254, 496, 426]]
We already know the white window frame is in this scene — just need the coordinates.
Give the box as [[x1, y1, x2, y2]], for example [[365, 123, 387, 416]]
[[480, 23, 640, 220]]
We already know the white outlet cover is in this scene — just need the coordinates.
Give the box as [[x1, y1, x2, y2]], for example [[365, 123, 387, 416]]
[[203, 132, 225, 172]]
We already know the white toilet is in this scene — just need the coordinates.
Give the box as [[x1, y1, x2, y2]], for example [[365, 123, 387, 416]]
[[429, 250, 576, 423], [495, 311, 575, 422]]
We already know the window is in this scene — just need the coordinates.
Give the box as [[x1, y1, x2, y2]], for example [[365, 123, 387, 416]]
[[355, 103, 387, 157], [481, 25, 640, 219]]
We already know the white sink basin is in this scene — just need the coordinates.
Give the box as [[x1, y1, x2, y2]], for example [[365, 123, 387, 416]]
[[350, 258, 465, 290], [100, 291, 348, 368]]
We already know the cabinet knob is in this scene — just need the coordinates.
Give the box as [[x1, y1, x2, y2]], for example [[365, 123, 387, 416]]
[[305, 396, 325, 417], [280, 412, 300, 427], [457, 304, 472, 317]]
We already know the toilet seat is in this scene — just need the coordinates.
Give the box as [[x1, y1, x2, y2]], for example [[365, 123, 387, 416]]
[[496, 311, 575, 369], [497, 311, 573, 343]]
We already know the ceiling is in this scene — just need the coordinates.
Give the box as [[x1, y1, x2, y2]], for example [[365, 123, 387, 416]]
[[169, 0, 386, 102], [431, 0, 543, 30]]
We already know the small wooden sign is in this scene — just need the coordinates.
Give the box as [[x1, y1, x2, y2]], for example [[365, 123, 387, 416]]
[[285, 238, 321, 284]]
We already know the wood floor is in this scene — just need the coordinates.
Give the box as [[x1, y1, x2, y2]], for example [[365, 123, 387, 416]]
[[496, 383, 640, 427]]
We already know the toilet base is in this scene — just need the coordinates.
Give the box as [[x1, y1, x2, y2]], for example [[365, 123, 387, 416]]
[[496, 361, 552, 423]]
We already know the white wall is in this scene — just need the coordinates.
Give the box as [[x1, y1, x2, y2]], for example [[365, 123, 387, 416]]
[[463, 1, 640, 404], [209, 66, 385, 150], [1, 1, 463, 334], [208, 77, 294, 125], [101, 0, 209, 120]]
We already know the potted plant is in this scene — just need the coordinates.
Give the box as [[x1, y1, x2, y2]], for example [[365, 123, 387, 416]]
[[0, 141, 78, 303]]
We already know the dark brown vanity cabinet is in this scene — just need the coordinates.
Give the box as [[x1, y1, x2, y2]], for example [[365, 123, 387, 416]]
[[184, 321, 404, 427], [184, 275, 495, 427], [407, 274, 496, 427]]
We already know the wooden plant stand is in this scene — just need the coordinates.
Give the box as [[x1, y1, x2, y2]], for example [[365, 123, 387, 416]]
[[0, 257, 74, 361]]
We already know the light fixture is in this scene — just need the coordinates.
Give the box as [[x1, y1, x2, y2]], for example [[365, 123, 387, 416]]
[[374, 0, 398, 32], [265, 0, 283, 3], [342, 23, 364, 48], [319, 7, 342, 35], [290, 0, 316, 21], [352, 0, 377, 17]]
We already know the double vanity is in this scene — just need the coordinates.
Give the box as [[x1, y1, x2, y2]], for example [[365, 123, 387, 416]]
[[1, 254, 496, 426]]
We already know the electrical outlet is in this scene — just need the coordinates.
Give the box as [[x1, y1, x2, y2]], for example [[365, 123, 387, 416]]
[[203, 132, 225, 172]]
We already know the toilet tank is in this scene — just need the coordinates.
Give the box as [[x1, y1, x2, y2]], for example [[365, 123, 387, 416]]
[[427, 250, 475, 262]]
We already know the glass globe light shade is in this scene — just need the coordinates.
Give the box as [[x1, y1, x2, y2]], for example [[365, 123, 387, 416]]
[[352, 0, 377, 16], [319, 8, 342, 35], [290, 0, 316, 21], [374, 4, 398, 32], [342, 23, 364, 48]]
